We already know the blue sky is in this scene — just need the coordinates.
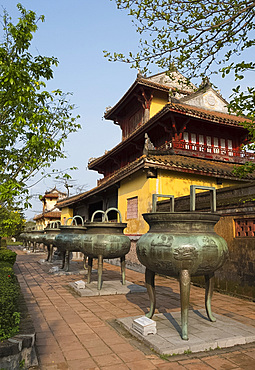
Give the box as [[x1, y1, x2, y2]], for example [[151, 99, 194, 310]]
[[1, 1, 251, 220]]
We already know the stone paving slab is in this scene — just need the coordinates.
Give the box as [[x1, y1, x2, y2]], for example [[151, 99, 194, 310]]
[[37, 259, 90, 275], [68, 280, 147, 296], [24, 249, 45, 255], [118, 309, 255, 356]]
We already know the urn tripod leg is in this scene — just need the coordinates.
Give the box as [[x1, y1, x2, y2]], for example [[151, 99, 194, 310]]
[[83, 254, 88, 270], [97, 255, 103, 290], [64, 251, 71, 272], [145, 268, 156, 319], [87, 257, 93, 284], [49, 244, 54, 263], [120, 256, 126, 285], [205, 272, 216, 322], [61, 251, 66, 269], [179, 269, 191, 340], [46, 245, 50, 261]]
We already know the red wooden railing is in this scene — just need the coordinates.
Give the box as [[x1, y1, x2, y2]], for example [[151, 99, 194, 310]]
[[172, 141, 255, 161]]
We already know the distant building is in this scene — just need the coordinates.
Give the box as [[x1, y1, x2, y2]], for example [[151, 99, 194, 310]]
[[34, 187, 67, 228], [56, 71, 255, 236]]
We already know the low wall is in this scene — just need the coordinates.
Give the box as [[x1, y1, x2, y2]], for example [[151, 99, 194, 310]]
[[157, 183, 255, 300], [122, 183, 255, 301], [0, 286, 38, 369], [212, 215, 255, 299]]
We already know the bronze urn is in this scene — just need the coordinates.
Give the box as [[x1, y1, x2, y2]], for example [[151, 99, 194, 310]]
[[136, 186, 228, 340], [29, 227, 45, 252], [42, 221, 61, 262], [54, 216, 86, 271], [80, 208, 131, 290]]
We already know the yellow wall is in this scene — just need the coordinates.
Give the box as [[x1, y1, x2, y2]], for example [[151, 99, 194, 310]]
[[155, 169, 242, 199], [35, 216, 61, 229], [118, 168, 243, 235], [35, 220, 45, 229], [43, 198, 57, 212], [61, 207, 73, 225], [150, 91, 168, 118], [118, 171, 157, 235]]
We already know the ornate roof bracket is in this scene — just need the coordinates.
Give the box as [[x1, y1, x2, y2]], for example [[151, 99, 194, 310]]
[[130, 141, 143, 151], [170, 113, 178, 140], [135, 88, 154, 124], [140, 88, 153, 110], [109, 156, 120, 166], [158, 120, 173, 137], [143, 165, 157, 179], [178, 117, 191, 140], [170, 113, 190, 141]]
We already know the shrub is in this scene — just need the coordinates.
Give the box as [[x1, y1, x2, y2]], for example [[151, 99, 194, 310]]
[[0, 249, 17, 265], [0, 261, 21, 341], [0, 238, 7, 248]]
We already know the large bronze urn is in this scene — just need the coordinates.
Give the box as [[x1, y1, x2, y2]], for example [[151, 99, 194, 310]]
[[19, 231, 28, 247], [29, 227, 45, 252], [42, 221, 61, 262], [80, 208, 131, 290], [54, 216, 86, 271], [136, 186, 228, 340]]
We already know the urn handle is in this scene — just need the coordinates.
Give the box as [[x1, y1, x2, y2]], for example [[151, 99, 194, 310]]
[[105, 208, 123, 222], [190, 185, 216, 212], [49, 221, 61, 229], [65, 216, 85, 226], [65, 217, 75, 225], [73, 215, 84, 226], [91, 210, 108, 222], [152, 194, 175, 212]]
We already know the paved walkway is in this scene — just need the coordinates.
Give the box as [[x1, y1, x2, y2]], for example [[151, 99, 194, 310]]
[[12, 247, 255, 369]]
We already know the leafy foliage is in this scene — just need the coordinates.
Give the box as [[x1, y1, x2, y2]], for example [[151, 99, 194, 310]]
[[107, 0, 255, 174], [0, 206, 25, 238], [0, 261, 21, 340], [0, 4, 81, 208], [0, 249, 17, 265]]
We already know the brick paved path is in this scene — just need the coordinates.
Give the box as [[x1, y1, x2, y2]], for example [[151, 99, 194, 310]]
[[13, 247, 255, 369]]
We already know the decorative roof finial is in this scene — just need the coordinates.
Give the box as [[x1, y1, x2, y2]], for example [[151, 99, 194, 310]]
[[200, 76, 211, 89], [143, 133, 155, 154], [137, 69, 143, 79]]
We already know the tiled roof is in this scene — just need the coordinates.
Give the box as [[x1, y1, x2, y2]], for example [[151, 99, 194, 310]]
[[89, 101, 250, 169], [104, 76, 192, 120], [58, 153, 253, 208], [145, 153, 254, 179], [33, 211, 61, 221], [57, 156, 146, 208], [166, 102, 250, 125], [137, 77, 193, 94], [56, 188, 98, 209], [41, 193, 59, 199]]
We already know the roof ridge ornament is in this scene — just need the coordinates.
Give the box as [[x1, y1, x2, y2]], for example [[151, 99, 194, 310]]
[[200, 76, 212, 89], [143, 133, 155, 155], [137, 69, 145, 79]]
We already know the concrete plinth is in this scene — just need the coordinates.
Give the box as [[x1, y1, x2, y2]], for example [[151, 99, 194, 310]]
[[118, 309, 255, 356], [68, 280, 147, 296]]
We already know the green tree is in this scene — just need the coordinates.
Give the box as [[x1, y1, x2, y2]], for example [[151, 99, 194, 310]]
[[0, 4, 81, 208], [0, 206, 25, 240], [106, 0, 255, 173]]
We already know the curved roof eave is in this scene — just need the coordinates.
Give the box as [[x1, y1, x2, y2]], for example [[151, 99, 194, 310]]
[[104, 76, 193, 121]]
